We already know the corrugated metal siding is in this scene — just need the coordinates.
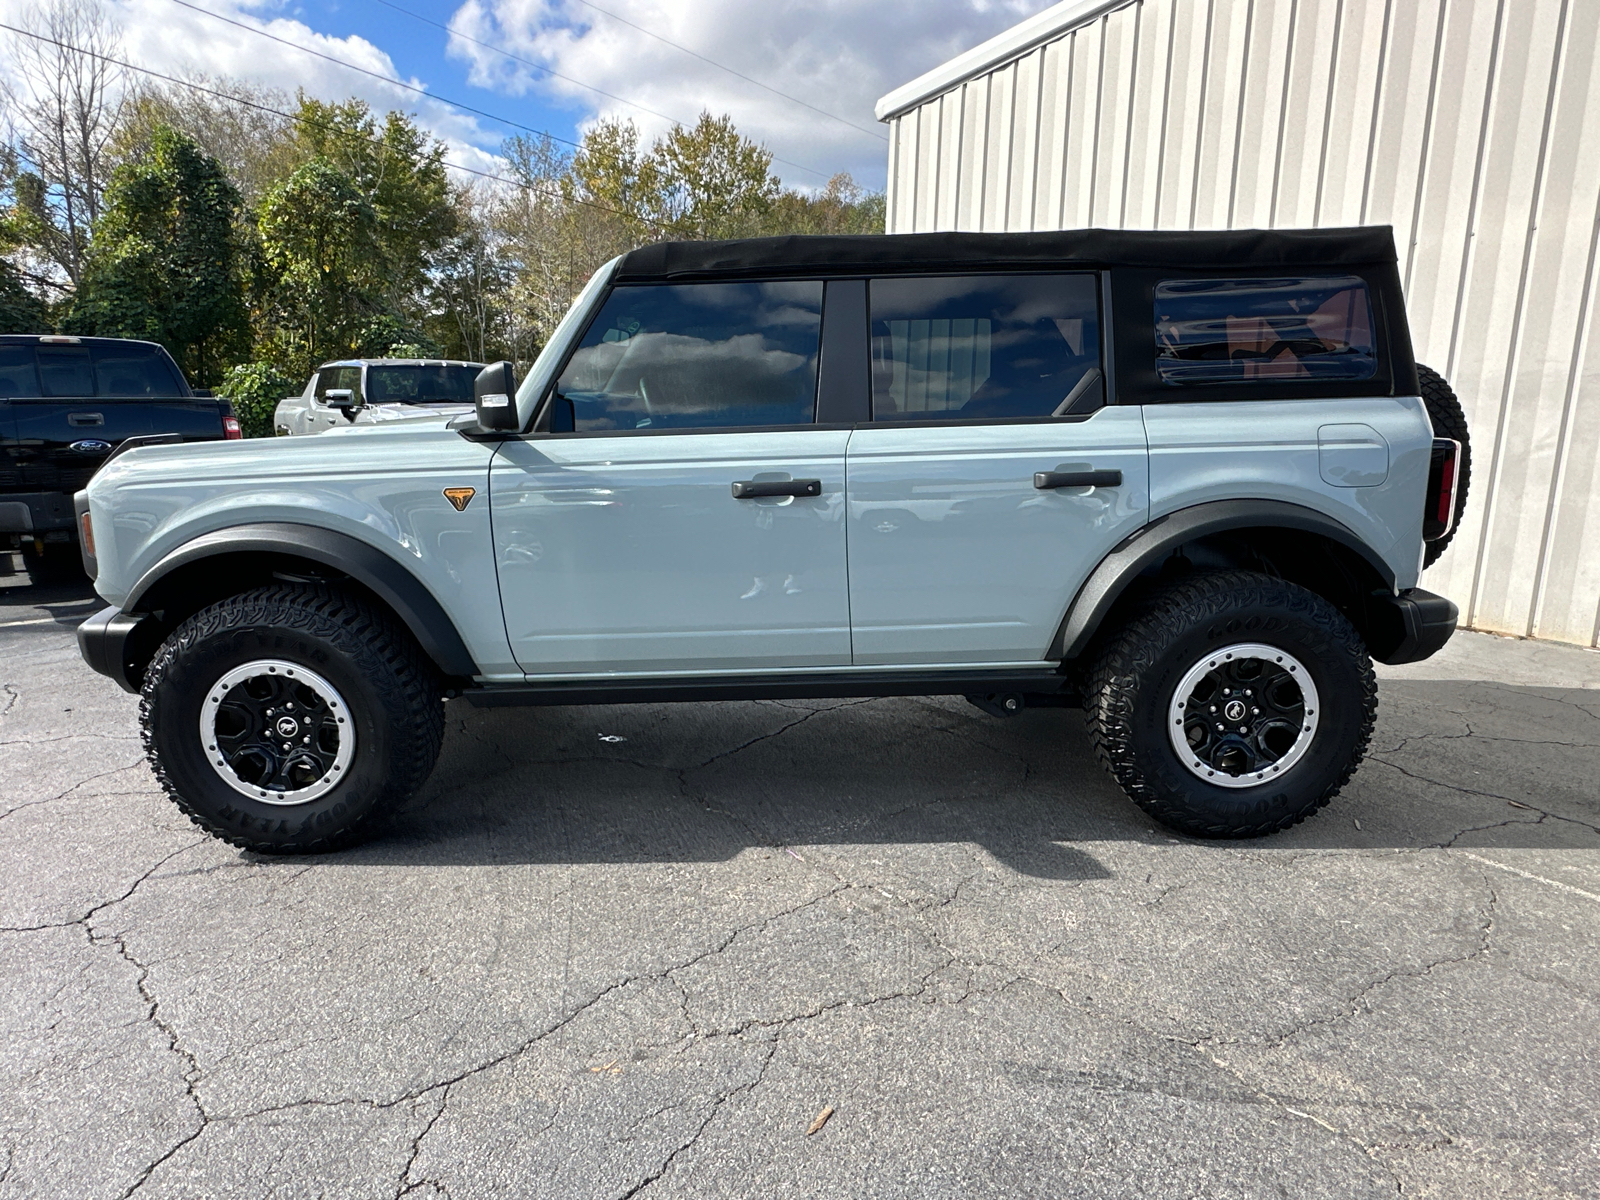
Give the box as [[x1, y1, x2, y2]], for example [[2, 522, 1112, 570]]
[[884, 0, 1600, 648]]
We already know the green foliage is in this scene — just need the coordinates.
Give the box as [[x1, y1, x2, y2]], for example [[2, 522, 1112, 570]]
[[256, 158, 381, 373], [0, 261, 49, 333], [64, 127, 249, 385], [217, 361, 297, 438]]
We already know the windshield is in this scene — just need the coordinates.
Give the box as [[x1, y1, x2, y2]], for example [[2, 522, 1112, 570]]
[[364, 365, 480, 405]]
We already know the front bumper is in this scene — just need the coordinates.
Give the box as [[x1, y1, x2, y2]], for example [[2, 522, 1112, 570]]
[[1366, 588, 1459, 665], [0, 492, 76, 535], [77, 606, 165, 694]]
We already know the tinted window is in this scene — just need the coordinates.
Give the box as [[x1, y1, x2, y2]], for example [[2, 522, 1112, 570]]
[[869, 274, 1102, 421], [0, 347, 41, 397], [367, 365, 480, 404], [1155, 276, 1377, 385], [89, 342, 184, 396], [556, 281, 823, 431], [36, 346, 95, 396], [315, 366, 363, 402]]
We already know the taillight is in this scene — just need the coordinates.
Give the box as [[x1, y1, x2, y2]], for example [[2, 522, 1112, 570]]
[[79, 510, 96, 557], [1424, 438, 1460, 541], [223, 416, 242, 439]]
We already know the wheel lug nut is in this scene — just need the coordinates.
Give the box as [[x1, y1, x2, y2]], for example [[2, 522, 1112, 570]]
[[1252, 707, 1260, 715], [1215, 723, 1225, 732]]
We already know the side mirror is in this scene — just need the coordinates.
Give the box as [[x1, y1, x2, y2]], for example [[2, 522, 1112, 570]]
[[324, 388, 361, 419], [474, 361, 519, 432]]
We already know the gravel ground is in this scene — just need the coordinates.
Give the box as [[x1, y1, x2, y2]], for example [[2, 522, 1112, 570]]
[[2, 559, 1598, 1199]]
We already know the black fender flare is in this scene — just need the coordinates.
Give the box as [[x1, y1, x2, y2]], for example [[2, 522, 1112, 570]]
[[1051, 499, 1399, 660], [125, 522, 479, 678]]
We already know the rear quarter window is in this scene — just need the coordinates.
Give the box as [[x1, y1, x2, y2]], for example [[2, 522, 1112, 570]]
[[1154, 276, 1377, 386]]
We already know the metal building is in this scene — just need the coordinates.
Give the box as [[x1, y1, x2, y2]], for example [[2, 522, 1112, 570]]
[[876, 0, 1600, 649]]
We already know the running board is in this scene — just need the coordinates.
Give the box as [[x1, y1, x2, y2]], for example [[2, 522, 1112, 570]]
[[462, 669, 1070, 708]]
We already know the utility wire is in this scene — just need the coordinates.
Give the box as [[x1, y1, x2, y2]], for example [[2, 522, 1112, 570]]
[[569, 0, 888, 143], [0, 20, 666, 230], [365, 0, 834, 181]]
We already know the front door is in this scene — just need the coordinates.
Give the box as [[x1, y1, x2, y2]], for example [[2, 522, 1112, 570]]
[[846, 273, 1150, 666], [492, 279, 850, 676]]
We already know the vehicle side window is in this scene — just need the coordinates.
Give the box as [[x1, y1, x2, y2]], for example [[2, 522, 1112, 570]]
[[1154, 276, 1377, 386], [315, 366, 363, 402], [868, 274, 1102, 421], [88, 343, 184, 396], [0, 346, 41, 397], [555, 281, 823, 431], [36, 346, 95, 396]]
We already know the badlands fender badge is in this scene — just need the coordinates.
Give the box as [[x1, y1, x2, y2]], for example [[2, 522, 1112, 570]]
[[443, 487, 476, 512]]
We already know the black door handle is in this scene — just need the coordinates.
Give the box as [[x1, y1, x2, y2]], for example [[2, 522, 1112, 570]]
[[1034, 469, 1122, 489], [732, 479, 823, 499]]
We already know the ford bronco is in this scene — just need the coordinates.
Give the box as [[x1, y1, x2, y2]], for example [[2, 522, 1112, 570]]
[[75, 227, 1468, 852]]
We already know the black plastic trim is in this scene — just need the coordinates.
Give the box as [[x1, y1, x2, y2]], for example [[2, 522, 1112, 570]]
[[1051, 499, 1400, 659], [464, 668, 1069, 708], [76, 605, 159, 693], [1364, 587, 1458, 665], [125, 523, 479, 678], [817, 279, 870, 424]]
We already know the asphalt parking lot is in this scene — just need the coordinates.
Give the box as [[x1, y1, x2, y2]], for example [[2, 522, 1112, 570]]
[[2, 558, 1597, 1200]]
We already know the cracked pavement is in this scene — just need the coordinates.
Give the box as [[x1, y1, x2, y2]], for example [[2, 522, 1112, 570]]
[[2, 567, 1598, 1199]]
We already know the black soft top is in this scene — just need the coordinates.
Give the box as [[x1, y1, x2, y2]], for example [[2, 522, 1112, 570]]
[[615, 226, 1398, 282]]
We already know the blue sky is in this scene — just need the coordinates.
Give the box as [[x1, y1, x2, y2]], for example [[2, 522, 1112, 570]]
[[1, 0, 1053, 192]]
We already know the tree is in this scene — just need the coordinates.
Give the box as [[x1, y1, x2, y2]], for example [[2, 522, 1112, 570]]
[[640, 113, 780, 240], [111, 76, 296, 208], [768, 172, 886, 236], [285, 98, 456, 319], [256, 158, 381, 373], [1, 0, 130, 284], [64, 127, 249, 385], [0, 146, 53, 331]]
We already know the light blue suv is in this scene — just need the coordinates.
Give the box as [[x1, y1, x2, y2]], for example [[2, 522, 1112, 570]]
[[75, 228, 1469, 852]]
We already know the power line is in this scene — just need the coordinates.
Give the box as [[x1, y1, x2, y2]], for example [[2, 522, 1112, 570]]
[[164, 0, 582, 147], [368, 0, 834, 182], [0, 20, 665, 230], [569, 0, 888, 143]]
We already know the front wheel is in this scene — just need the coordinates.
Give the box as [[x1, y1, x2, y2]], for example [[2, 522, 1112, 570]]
[[1086, 571, 1376, 838], [141, 584, 444, 854]]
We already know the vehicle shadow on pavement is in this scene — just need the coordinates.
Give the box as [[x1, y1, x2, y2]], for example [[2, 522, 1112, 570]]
[[348, 678, 1600, 874]]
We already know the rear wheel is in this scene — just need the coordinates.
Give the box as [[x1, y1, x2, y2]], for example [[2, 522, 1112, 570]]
[[1087, 571, 1376, 838], [141, 584, 444, 854]]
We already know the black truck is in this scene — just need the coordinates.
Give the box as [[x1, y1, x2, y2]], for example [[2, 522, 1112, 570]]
[[1, 334, 240, 582]]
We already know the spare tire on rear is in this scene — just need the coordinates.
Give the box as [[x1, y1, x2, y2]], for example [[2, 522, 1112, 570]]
[[1416, 363, 1471, 568]]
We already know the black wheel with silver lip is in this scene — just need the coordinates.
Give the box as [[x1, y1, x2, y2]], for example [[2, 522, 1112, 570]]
[[1087, 571, 1377, 838], [141, 584, 445, 854]]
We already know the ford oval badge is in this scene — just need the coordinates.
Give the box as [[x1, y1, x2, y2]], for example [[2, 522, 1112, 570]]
[[70, 439, 113, 456]]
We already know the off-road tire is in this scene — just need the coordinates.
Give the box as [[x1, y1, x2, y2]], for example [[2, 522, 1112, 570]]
[[1086, 571, 1377, 838], [21, 539, 86, 586], [141, 584, 444, 854], [1417, 363, 1471, 568]]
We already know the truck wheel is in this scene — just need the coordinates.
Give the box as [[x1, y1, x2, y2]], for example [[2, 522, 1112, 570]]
[[141, 584, 444, 854], [1086, 571, 1376, 839], [1416, 363, 1471, 568], [22, 539, 86, 586]]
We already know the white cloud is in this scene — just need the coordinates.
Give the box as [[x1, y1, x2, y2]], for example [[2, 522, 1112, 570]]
[[0, 0, 505, 178], [445, 0, 1049, 190]]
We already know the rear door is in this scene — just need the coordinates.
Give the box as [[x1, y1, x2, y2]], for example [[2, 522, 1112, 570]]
[[845, 273, 1150, 666], [492, 279, 852, 675]]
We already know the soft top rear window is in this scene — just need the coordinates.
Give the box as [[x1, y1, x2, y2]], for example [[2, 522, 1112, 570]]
[[1155, 276, 1376, 386]]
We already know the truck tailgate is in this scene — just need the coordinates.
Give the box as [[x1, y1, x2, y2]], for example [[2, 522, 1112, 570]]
[[6, 396, 223, 492]]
